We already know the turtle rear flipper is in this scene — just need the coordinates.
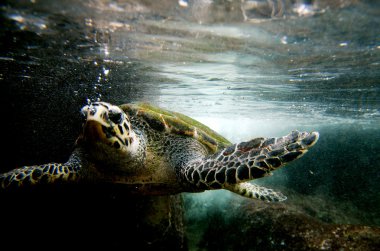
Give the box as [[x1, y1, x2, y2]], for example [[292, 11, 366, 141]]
[[182, 131, 319, 191], [225, 182, 287, 202]]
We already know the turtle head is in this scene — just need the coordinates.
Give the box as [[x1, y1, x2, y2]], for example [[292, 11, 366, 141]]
[[77, 102, 143, 170]]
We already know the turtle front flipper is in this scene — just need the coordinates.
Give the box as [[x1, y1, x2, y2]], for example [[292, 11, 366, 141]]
[[182, 130, 319, 192], [225, 182, 287, 202], [0, 150, 83, 190]]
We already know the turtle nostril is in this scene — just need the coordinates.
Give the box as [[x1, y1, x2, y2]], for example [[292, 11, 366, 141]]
[[89, 107, 96, 116]]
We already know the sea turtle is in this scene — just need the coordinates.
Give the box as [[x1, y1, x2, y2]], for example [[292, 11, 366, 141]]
[[0, 102, 319, 202]]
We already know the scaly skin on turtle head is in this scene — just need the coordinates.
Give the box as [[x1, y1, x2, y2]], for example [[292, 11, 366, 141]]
[[77, 102, 146, 173]]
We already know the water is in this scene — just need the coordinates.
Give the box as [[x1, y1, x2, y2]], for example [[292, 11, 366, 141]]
[[1, 0, 379, 250]]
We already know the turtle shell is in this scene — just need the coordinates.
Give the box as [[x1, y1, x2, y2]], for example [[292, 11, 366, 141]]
[[120, 103, 231, 153]]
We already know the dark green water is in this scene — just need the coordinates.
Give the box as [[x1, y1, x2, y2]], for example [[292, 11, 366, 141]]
[[0, 0, 379, 250]]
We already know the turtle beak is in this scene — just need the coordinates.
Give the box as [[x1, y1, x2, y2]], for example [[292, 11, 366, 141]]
[[82, 120, 109, 143], [81, 117, 128, 150]]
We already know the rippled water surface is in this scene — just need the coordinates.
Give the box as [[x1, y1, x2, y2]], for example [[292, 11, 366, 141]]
[[1, 0, 379, 249]]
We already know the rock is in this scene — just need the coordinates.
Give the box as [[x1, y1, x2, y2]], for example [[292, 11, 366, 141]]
[[240, 202, 380, 250], [195, 199, 380, 250]]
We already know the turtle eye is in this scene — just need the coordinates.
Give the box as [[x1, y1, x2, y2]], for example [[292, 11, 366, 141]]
[[109, 111, 123, 124]]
